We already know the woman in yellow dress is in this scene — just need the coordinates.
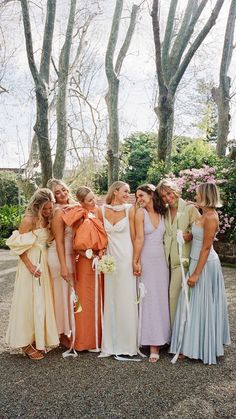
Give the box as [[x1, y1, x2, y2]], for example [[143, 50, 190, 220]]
[[157, 180, 199, 326], [6, 188, 59, 360]]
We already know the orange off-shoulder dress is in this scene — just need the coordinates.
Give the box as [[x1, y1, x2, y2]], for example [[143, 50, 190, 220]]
[[62, 206, 107, 351]]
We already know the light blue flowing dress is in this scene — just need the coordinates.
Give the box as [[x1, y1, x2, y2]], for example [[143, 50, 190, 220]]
[[170, 223, 231, 365]]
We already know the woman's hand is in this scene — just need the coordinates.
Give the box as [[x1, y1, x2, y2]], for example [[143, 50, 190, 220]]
[[187, 273, 199, 288], [30, 264, 41, 278], [183, 231, 193, 242], [60, 266, 69, 281], [133, 261, 141, 277], [98, 249, 106, 259]]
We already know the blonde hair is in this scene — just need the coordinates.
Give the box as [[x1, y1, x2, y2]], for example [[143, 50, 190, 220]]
[[197, 183, 222, 208], [25, 188, 55, 226], [76, 186, 92, 203], [47, 178, 74, 204], [106, 181, 129, 205], [156, 179, 181, 197]]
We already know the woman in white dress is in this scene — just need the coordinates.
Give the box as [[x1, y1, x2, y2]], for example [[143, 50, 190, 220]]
[[47, 179, 75, 348], [6, 188, 59, 360], [100, 181, 138, 359]]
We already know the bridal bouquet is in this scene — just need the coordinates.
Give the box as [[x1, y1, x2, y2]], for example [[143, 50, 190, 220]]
[[97, 255, 116, 274]]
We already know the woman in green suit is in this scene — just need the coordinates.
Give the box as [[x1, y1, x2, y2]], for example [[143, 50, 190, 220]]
[[157, 180, 199, 326]]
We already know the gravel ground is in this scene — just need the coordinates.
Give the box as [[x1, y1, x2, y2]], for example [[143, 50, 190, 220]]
[[0, 250, 235, 419]]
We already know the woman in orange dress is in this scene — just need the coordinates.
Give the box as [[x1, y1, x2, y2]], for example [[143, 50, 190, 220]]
[[62, 186, 107, 352]]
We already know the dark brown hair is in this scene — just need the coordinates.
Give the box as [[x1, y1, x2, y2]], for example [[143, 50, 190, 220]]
[[135, 184, 166, 216]]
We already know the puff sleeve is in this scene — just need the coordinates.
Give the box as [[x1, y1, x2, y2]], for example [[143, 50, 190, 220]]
[[6, 230, 37, 255]]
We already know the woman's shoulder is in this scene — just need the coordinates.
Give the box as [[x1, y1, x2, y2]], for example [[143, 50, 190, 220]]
[[19, 215, 35, 233], [135, 207, 145, 219], [203, 211, 219, 232]]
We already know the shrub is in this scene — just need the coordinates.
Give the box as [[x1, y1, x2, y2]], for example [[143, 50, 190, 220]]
[[0, 171, 22, 206], [171, 138, 220, 174], [0, 205, 24, 248], [165, 165, 235, 243]]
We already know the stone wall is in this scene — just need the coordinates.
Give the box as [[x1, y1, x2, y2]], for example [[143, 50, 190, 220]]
[[213, 241, 236, 265]]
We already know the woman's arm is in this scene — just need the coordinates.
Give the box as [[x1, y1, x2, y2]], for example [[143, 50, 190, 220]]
[[183, 205, 199, 242], [52, 211, 68, 281], [187, 215, 218, 287], [19, 217, 41, 278], [133, 209, 144, 275]]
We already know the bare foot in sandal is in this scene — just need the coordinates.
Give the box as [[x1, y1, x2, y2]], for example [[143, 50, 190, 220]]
[[149, 346, 160, 363], [22, 344, 44, 360]]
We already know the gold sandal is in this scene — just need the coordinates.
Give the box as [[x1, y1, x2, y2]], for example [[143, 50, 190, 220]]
[[22, 344, 44, 360]]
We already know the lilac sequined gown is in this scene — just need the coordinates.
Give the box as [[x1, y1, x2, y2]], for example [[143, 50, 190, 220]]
[[140, 209, 171, 346]]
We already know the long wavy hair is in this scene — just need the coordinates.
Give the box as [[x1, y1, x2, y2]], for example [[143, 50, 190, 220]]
[[47, 178, 74, 204], [135, 184, 166, 216], [25, 188, 55, 228]]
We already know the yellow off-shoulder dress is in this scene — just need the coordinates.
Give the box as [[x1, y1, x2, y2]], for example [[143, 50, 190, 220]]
[[6, 228, 59, 351]]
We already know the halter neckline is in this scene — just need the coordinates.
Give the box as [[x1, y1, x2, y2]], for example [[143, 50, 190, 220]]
[[104, 204, 127, 212]]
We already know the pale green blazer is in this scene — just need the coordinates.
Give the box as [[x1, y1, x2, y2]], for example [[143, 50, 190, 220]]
[[164, 198, 196, 268]]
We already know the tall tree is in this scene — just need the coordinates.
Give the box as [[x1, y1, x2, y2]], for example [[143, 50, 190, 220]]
[[20, 0, 56, 186], [53, 0, 77, 178], [212, 0, 236, 157], [151, 0, 224, 164], [26, 2, 101, 181], [105, 0, 139, 186]]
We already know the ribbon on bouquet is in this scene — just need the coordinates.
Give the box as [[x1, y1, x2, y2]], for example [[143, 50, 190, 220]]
[[136, 280, 147, 359], [171, 230, 190, 364], [62, 280, 82, 359], [92, 257, 103, 352]]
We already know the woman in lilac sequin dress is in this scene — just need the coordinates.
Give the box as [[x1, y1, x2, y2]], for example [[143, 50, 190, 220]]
[[134, 184, 171, 362]]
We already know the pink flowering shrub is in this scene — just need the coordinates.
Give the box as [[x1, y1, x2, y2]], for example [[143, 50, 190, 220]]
[[165, 165, 235, 242]]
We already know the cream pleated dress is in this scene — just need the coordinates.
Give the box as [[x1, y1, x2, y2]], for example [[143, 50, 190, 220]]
[[6, 228, 59, 350], [101, 204, 138, 357]]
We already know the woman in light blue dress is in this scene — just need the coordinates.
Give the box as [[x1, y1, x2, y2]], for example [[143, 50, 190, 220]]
[[170, 183, 230, 365]]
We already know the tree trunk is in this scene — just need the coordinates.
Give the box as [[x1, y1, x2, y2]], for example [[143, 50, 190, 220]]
[[155, 91, 174, 161], [152, 0, 224, 163], [214, 0, 236, 156], [53, 0, 77, 179], [20, 0, 56, 186], [212, 78, 231, 156], [105, 77, 119, 185], [34, 90, 52, 186], [105, 0, 138, 186]]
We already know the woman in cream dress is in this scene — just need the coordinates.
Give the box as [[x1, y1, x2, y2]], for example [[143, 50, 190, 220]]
[[100, 181, 138, 359], [6, 189, 59, 360]]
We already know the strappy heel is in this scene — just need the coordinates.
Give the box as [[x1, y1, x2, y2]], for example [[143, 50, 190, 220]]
[[22, 344, 44, 360]]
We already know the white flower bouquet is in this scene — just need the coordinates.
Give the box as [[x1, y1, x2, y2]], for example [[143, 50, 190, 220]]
[[97, 255, 116, 274]]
